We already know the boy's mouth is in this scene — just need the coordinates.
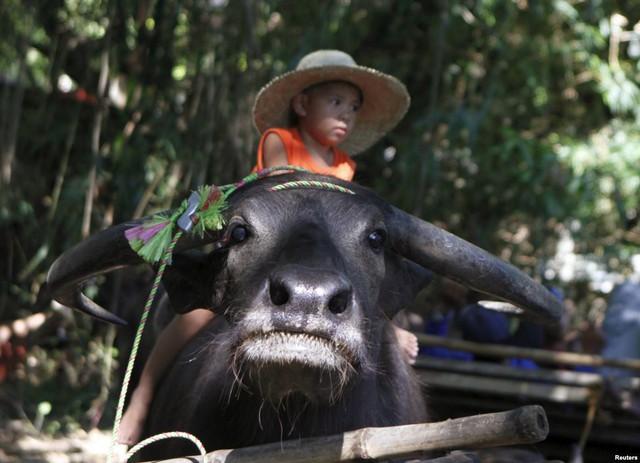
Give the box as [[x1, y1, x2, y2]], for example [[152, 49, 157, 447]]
[[334, 126, 347, 137]]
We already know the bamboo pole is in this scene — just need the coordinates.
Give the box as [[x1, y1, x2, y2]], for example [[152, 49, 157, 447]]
[[415, 355, 604, 388], [140, 405, 548, 463], [416, 369, 595, 404], [415, 333, 640, 371]]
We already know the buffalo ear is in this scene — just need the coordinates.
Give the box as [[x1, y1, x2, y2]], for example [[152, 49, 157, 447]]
[[379, 254, 433, 319], [162, 250, 225, 314]]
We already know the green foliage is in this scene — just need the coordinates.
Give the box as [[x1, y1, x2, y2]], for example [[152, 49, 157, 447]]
[[1, 0, 639, 435]]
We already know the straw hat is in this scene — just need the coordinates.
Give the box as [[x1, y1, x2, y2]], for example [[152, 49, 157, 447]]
[[253, 50, 410, 155]]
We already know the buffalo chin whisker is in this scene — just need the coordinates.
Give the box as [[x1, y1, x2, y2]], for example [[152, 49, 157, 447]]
[[230, 331, 358, 404], [238, 331, 354, 371]]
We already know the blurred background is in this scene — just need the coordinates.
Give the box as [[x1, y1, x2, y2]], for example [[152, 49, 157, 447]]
[[0, 0, 639, 461]]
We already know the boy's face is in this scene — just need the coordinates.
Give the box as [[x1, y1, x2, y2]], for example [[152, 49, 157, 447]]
[[294, 81, 362, 147]]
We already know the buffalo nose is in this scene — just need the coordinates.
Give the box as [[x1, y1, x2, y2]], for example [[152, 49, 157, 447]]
[[268, 266, 352, 315]]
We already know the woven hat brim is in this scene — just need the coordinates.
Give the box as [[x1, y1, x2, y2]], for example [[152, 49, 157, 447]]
[[253, 65, 410, 155]]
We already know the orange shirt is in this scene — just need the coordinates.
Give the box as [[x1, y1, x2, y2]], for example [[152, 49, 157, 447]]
[[254, 127, 356, 182]]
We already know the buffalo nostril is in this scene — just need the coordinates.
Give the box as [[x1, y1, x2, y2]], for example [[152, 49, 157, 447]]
[[328, 290, 350, 315], [269, 280, 290, 306]]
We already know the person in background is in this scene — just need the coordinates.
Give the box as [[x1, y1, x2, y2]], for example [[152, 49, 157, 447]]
[[455, 288, 561, 367], [599, 281, 640, 378]]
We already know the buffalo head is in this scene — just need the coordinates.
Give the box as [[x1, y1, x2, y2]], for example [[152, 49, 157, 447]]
[[45, 171, 561, 455]]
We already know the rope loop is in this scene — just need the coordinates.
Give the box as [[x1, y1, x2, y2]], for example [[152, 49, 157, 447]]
[[124, 431, 206, 461], [107, 231, 184, 463]]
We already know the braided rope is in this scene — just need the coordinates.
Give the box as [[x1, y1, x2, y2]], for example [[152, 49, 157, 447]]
[[124, 431, 206, 460], [219, 165, 309, 194], [270, 180, 355, 194], [107, 230, 208, 463]]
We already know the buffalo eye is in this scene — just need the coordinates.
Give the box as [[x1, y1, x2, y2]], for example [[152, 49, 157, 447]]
[[230, 225, 249, 243], [367, 229, 386, 251]]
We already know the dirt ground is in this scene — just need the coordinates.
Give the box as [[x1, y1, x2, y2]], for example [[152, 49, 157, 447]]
[[0, 420, 110, 463]]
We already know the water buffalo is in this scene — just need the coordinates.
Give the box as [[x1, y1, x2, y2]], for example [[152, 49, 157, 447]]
[[46, 171, 561, 460]]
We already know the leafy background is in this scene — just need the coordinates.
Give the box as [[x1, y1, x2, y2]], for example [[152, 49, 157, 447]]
[[0, 0, 638, 448]]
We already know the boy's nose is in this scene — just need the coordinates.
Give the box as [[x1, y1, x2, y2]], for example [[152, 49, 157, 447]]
[[340, 109, 355, 122]]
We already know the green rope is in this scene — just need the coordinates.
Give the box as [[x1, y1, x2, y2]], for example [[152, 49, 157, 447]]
[[269, 180, 355, 194], [107, 229, 206, 462]]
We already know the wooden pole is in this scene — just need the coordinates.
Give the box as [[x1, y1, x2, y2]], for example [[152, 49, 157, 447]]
[[141, 405, 548, 463], [415, 333, 640, 371]]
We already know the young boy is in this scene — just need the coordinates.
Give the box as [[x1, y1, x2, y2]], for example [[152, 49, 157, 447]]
[[118, 49, 416, 447], [252, 49, 411, 178]]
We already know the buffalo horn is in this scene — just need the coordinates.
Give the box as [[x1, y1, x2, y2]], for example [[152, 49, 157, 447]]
[[388, 207, 562, 324], [45, 213, 215, 325]]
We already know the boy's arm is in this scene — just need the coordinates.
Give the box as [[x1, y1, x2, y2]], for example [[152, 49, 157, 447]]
[[261, 132, 289, 168], [118, 309, 213, 445], [139, 309, 213, 389]]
